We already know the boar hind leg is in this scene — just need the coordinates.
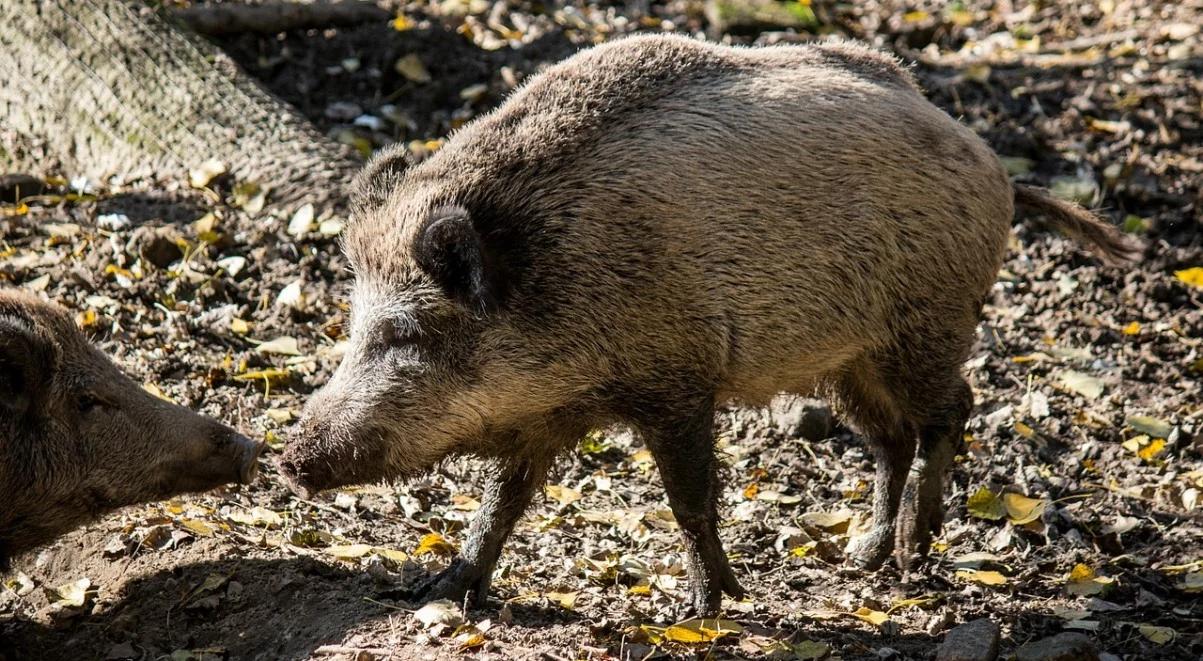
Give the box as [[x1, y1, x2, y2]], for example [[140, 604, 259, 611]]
[[896, 377, 972, 565], [637, 396, 744, 615], [840, 364, 918, 570], [417, 456, 551, 607]]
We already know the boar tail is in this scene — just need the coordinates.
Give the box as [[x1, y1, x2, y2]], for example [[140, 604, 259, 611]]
[[1012, 183, 1142, 264]]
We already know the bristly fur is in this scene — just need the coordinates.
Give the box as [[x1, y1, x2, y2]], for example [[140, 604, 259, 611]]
[[288, 34, 1136, 613]]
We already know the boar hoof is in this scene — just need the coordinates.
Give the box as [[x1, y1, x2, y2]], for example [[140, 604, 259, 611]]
[[413, 558, 491, 607], [844, 529, 894, 571]]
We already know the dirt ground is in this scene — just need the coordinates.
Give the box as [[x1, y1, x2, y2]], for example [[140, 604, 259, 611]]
[[2, 1, 1202, 660]]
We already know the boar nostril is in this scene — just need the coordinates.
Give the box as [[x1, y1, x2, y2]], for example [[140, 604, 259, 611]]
[[231, 434, 264, 484]]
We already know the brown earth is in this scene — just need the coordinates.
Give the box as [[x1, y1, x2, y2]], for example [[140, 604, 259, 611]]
[[2, 1, 1201, 660]]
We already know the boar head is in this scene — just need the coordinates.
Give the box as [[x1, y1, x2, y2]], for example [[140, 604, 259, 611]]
[[0, 291, 263, 564], [280, 152, 588, 496]]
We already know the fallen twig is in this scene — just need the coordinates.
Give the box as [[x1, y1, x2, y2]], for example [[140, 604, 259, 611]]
[[175, 0, 390, 36], [314, 644, 397, 656]]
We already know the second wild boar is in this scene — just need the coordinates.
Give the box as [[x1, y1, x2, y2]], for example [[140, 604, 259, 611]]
[[0, 290, 263, 566], [278, 35, 1137, 614]]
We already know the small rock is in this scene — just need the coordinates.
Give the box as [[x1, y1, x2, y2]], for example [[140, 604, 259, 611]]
[[324, 101, 363, 121], [770, 396, 833, 441], [104, 642, 137, 660], [1015, 633, 1099, 661], [936, 618, 1000, 661], [132, 226, 183, 269]]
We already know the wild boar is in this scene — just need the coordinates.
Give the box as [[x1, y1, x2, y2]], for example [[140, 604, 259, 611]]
[[0, 289, 262, 566], [279, 35, 1137, 614]]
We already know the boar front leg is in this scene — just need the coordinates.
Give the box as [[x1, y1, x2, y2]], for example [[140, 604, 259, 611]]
[[417, 456, 550, 607], [637, 396, 745, 615]]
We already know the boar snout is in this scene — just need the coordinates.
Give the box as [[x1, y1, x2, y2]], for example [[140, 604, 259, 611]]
[[170, 424, 264, 493], [276, 420, 391, 498]]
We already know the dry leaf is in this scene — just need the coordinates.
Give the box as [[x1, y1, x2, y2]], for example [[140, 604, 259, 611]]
[[662, 618, 742, 643], [956, 569, 1008, 586], [254, 336, 300, 356], [414, 600, 463, 628], [326, 544, 372, 560], [800, 510, 852, 533], [544, 484, 582, 507], [1003, 493, 1047, 525], [413, 532, 457, 557], [395, 54, 432, 83], [967, 487, 1006, 520], [545, 590, 577, 610], [850, 607, 890, 626], [1056, 370, 1104, 400], [1138, 624, 1175, 645], [180, 519, 216, 537], [227, 507, 282, 528], [1174, 267, 1203, 289], [47, 578, 93, 608], [1067, 563, 1115, 596], [1126, 415, 1172, 439]]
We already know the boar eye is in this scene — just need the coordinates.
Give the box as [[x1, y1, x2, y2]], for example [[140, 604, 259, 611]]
[[77, 394, 102, 414], [383, 320, 420, 349]]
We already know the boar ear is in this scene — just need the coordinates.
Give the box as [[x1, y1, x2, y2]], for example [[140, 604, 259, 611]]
[[0, 316, 49, 416], [415, 208, 508, 311]]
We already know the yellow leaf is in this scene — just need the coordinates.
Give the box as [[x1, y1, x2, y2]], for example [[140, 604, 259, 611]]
[[851, 607, 890, 626], [180, 519, 216, 537], [326, 544, 372, 560], [1122, 321, 1142, 335], [888, 594, 940, 613], [1003, 493, 1047, 525], [455, 629, 486, 650], [47, 578, 93, 608], [451, 494, 481, 511], [1138, 624, 1175, 645], [395, 54, 431, 83], [742, 482, 760, 500], [662, 618, 742, 643], [376, 548, 408, 564], [142, 383, 174, 403], [967, 487, 1006, 521], [1138, 438, 1167, 461], [229, 318, 250, 335], [956, 569, 1008, 586], [1174, 267, 1203, 289], [391, 14, 414, 31], [544, 484, 582, 507], [1013, 422, 1036, 438], [545, 590, 577, 610], [800, 510, 853, 533], [790, 541, 818, 558], [1067, 563, 1115, 595], [227, 507, 283, 528], [0, 202, 29, 217], [1123, 435, 1167, 462], [413, 532, 457, 557], [627, 583, 651, 596], [903, 10, 929, 22]]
